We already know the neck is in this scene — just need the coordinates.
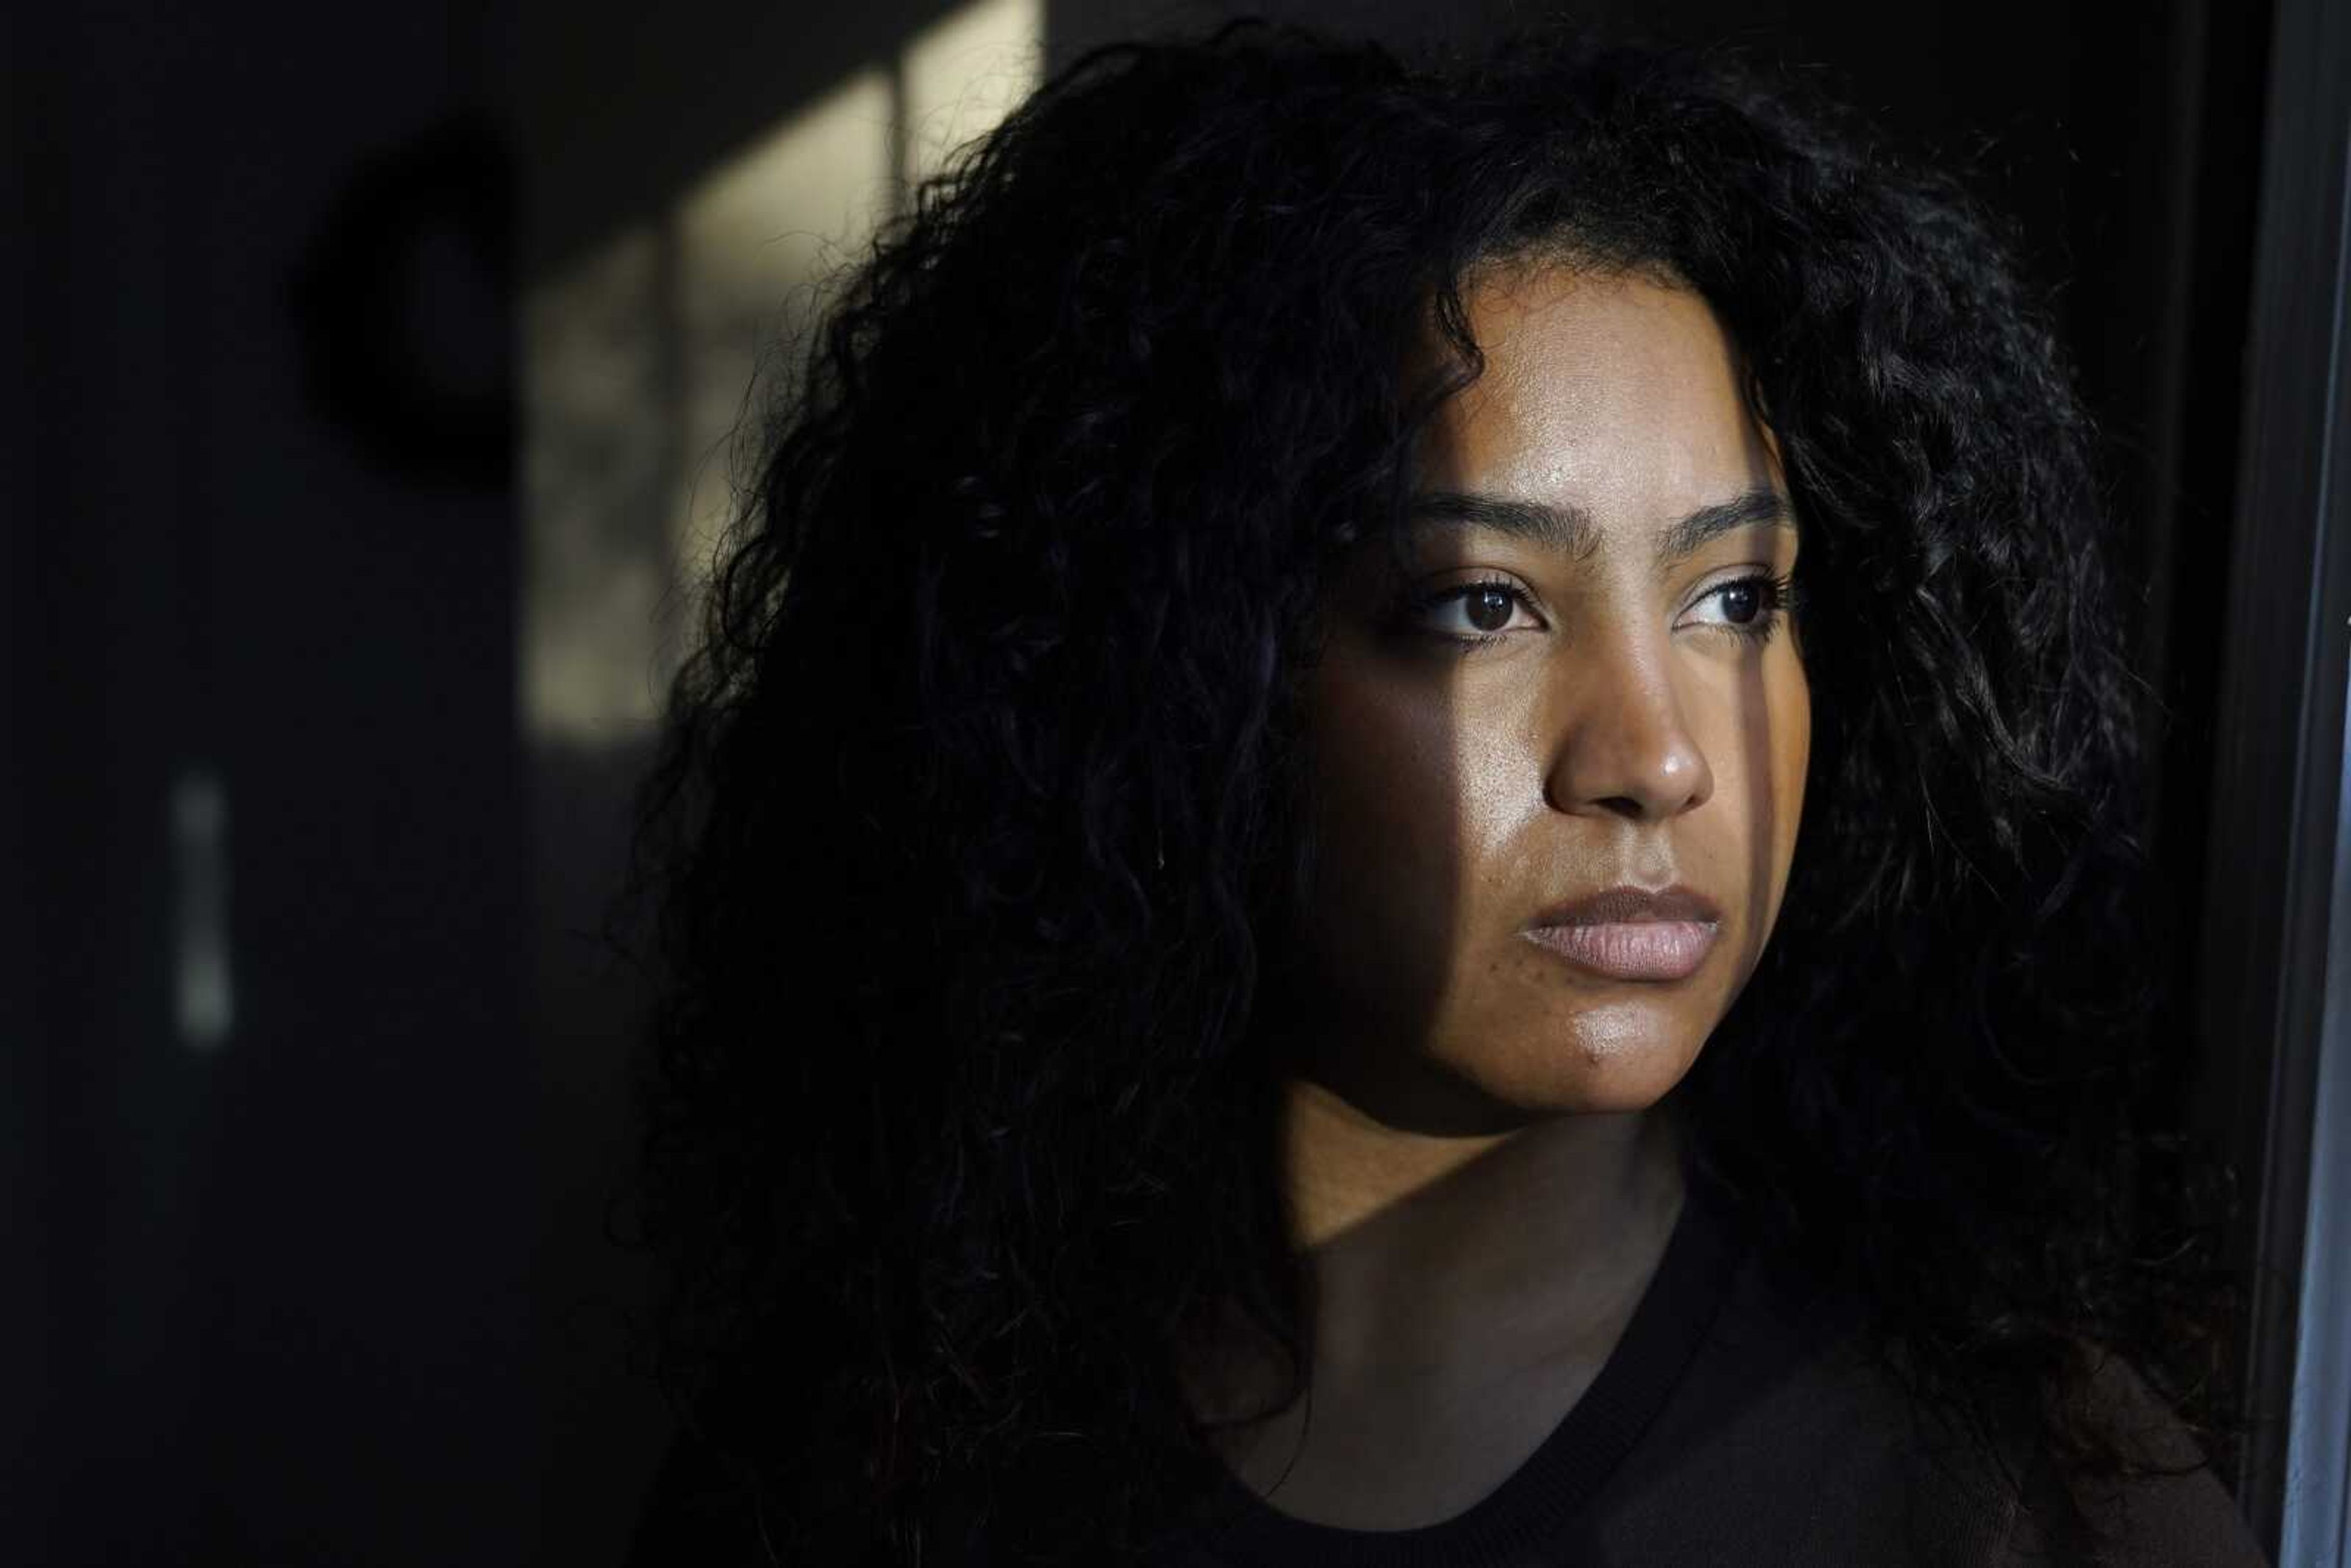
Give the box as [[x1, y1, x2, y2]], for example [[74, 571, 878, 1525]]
[[1174, 1073, 1689, 1439], [1280, 1078, 1685, 1381]]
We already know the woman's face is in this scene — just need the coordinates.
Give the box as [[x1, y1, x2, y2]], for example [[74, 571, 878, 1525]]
[[1283, 264, 1809, 1131]]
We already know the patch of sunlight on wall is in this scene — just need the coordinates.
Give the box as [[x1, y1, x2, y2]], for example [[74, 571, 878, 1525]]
[[672, 68, 895, 636], [522, 0, 1041, 748], [522, 225, 672, 745], [902, 0, 1043, 191]]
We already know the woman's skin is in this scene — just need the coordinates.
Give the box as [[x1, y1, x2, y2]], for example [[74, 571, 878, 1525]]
[[1188, 264, 1812, 1530]]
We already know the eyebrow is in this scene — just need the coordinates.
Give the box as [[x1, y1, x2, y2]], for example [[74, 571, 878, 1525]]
[[1404, 486, 1796, 568]]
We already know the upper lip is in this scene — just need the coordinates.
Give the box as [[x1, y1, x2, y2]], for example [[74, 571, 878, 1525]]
[[1529, 883, 1723, 928]]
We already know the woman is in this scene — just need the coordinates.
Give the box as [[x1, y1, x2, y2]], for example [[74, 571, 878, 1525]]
[[617, 20, 2263, 1566]]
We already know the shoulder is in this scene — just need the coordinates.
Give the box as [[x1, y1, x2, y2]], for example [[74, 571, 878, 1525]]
[[1991, 1354, 2270, 1568], [1663, 1210, 2266, 1568]]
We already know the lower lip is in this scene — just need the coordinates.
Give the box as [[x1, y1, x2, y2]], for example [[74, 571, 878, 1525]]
[[1523, 920, 1719, 981]]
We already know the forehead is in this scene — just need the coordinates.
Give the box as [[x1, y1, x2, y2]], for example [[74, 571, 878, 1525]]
[[1414, 265, 1782, 529]]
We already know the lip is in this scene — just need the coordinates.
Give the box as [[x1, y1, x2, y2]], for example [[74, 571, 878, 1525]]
[[1522, 883, 1723, 982], [1530, 883, 1723, 928]]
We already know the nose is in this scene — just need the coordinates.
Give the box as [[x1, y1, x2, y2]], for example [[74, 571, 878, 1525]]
[[1542, 636, 1715, 822]]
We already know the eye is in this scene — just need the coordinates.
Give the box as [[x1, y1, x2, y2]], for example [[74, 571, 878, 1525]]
[[1681, 572, 1798, 645], [1406, 579, 1543, 644]]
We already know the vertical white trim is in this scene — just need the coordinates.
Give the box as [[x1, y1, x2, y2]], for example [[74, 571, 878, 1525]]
[[2281, 129, 2351, 1568]]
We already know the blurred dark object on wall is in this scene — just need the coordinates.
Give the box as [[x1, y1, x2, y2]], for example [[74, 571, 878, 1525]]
[[290, 111, 517, 487]]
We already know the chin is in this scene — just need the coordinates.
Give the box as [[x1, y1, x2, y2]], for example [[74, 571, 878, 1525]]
[[1563, 1071, 1692, 1116], [1457, 1029, 1702, 1128], [1501, 1005, 1712, 1114], [1545, 1062, 1695, 1116]]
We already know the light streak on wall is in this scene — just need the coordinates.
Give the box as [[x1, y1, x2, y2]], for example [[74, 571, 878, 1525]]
[[522, 0, 1041, 749], [170, 765, 233, 1051]]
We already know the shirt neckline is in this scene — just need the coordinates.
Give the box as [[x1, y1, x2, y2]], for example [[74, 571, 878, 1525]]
[[1182, 1164, 1747, 1568]]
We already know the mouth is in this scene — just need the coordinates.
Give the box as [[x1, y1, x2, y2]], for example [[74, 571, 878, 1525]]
[[1521, 882, 1723, 982]]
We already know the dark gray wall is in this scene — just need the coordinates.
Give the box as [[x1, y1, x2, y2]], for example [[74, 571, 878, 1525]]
[[17, 3, 531, 1564], [2, 0, 47, 1548]]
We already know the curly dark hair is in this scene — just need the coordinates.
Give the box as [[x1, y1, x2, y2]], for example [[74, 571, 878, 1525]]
[[613, 18, 2246, 1565]]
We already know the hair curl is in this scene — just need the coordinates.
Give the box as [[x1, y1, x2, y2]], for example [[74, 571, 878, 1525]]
[[613, 20, 2246, 1564]]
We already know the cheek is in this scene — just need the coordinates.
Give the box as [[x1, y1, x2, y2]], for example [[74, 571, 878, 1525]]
[[1306, 673, 1458, 895], [1295, 667, 1481, 1007]]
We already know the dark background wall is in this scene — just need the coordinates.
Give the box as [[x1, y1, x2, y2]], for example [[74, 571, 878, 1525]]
[[13, 4, 533, 1564], [10, 1, 2277, 1563]]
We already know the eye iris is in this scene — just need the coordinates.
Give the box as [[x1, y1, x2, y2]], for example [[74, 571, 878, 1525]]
[[1719, 582, 1760, 623], [1466, 587, 1513, 632]]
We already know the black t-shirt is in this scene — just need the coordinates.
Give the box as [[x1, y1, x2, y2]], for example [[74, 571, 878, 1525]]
[[1152, 1174, 2267, 1566], [629, 1176, 2270, 1566]]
